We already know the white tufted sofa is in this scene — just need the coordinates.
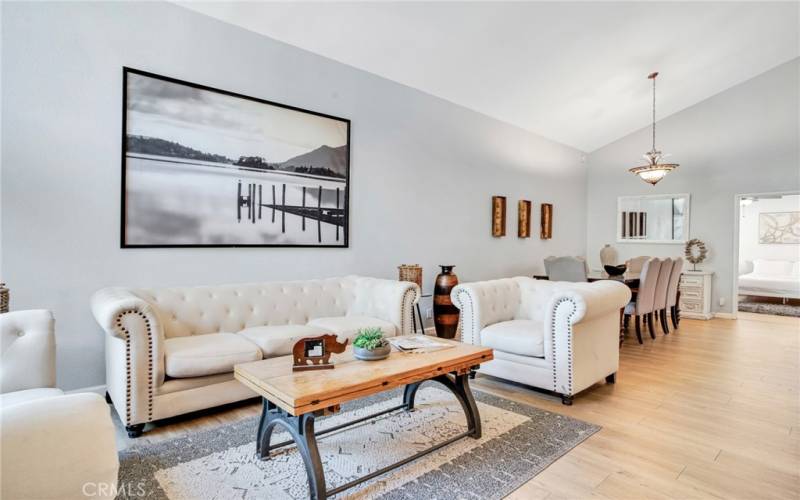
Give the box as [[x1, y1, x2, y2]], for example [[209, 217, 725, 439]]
[[91, 276, 419, 437], [451, 277, 630, 404]]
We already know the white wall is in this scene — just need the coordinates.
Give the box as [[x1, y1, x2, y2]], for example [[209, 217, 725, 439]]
[[1, 2, 586, 389], [586, 58, 800, 315], [739, 195, 800, 272]]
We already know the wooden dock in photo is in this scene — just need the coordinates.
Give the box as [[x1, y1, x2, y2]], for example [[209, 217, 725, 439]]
[[237, 181, 344, 243]]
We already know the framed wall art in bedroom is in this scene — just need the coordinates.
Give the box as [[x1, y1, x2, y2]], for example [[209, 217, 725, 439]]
[[121, 67, 350, 248]]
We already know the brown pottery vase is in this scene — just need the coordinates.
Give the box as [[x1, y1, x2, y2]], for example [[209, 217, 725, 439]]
[[433, 265, 459, 339]]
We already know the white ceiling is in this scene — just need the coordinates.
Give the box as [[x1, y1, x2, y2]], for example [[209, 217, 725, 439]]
[[177, 1, 799, 152]]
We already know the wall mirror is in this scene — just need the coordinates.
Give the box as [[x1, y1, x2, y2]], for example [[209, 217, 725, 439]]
[[617, 194, 690, 244]]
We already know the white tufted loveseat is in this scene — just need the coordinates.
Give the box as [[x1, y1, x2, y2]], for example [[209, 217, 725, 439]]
[[91, 276, 419, 436], [451, 277, 630, 404]]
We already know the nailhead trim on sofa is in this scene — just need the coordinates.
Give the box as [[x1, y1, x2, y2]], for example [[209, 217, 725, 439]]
[[453, 289, 477, 344], [114, 309, 155, 425], [401, 286, 417, 334], [551, 298, 578, 396]]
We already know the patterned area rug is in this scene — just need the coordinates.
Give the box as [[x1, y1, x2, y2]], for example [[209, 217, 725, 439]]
[[117, 386, 599, 499], [738, 299, 800, 317]]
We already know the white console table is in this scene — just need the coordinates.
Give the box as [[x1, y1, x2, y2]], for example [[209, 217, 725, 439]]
[[679, 270, 713, 320]]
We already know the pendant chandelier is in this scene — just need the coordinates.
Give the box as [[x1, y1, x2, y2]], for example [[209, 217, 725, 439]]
[[629, 72, 679, 185]]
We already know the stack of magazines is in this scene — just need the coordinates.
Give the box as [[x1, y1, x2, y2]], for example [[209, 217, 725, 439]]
[[388, 335, 453, 352]]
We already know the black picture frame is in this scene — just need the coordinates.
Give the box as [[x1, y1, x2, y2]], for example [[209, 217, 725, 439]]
[[121, 67, 351, 248]]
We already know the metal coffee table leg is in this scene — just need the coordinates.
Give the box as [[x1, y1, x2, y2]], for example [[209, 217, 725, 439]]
[[257, 398, 326, 499], [428, 372, 481, 438], [254, 368, 482, 499]]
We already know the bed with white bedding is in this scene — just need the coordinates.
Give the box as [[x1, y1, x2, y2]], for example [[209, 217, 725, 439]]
[[738, 259, 800, 300]]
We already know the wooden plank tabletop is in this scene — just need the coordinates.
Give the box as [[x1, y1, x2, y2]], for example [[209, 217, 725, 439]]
[[234, 337, 493, 416]]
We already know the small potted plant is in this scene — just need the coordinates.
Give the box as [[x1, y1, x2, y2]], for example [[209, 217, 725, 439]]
[[353, 327, 391, 361]]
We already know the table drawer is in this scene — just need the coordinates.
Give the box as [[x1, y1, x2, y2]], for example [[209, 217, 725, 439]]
[[680, 288, 703, 300], [680, 275, 704, 287], [680, 300, 702, 312]]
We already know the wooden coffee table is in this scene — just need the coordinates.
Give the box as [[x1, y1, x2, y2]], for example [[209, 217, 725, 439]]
[[234, 338, 493, 499]]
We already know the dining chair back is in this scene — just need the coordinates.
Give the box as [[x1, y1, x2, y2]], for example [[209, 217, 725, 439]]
[[654, 258, 674, 334], [544, 256, 588, 282], [636, 258, 662, 315], [667, 259, 683, 307], [626, 256, 650, 274], [654, 258, 673, 311], [666, 258, 684, 329], [624, 258, 662, 344]]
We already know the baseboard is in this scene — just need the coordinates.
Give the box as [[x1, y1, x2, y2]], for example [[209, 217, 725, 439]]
[[66, 384, 106, 395], [714, 312, 736, 320]]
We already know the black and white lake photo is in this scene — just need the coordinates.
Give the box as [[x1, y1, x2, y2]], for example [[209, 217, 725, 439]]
[[122, 69, 350, 247]]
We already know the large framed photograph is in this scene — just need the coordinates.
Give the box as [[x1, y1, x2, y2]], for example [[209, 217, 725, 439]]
[[121, 68, 350, 247]]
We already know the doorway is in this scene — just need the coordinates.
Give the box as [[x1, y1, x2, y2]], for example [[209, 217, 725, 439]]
[[733, 192, 800, 317]]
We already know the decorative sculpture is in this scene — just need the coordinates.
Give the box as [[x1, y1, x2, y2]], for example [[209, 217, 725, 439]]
[[684, 238, 708, 271], [292, 334, 349, 371]]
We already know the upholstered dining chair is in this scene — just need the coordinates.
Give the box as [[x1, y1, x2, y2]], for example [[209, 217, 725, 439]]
[[625, 256, 650, 275], [544, 256, 588, 282], [666, 258, 684, 329], [624, 258, 662, 343], [653, 258, 674, 335]]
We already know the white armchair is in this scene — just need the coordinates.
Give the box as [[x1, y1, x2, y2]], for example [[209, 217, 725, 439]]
[[451, 277, 630, 404], [1, 310, 119, 499]]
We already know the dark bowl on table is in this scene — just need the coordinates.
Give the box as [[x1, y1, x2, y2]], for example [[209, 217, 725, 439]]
[[604, 265, 627, 276]]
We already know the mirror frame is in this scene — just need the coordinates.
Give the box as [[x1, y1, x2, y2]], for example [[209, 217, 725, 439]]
[[616, 193, 691, 244]]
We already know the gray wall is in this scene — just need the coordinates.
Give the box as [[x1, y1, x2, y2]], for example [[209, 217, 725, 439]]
[[1, 2, 586, 389], [585, 58, 800, 315]]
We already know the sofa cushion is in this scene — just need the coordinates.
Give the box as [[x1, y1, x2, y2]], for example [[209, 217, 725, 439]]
[[480, 320, 544, 358], [0, 388, 63, 409], [237, 324, 329, 359], [306, 316, 397, 339], [164, 333, 262, 378]]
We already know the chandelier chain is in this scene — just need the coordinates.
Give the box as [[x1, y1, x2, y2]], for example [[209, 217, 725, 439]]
[[651, 75, 656, 152]]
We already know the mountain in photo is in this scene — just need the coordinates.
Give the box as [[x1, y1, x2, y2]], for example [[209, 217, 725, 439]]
[[279, 145, 348, 178]]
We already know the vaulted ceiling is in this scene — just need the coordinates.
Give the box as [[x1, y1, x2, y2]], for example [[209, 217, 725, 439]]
[[178, 1, 799, 152]]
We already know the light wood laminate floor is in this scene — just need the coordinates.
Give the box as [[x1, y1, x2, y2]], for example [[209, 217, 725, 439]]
[[116, 312, 800, 499]]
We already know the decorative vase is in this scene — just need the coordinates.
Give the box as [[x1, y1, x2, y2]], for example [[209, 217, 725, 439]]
[[600, 244, 618, 267], [353, 344, 391, 361], [433, 265, 459, 339]]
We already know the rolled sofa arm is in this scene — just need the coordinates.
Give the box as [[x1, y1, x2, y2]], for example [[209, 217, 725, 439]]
[[451, 278, 520, 345], [1, 393, 119, 500], [351, 277, 420, 336], [91, 287, 165, 426], [91, 287, 163, 340], [542, 280, 630, 397], [545, 280, 631, 325]]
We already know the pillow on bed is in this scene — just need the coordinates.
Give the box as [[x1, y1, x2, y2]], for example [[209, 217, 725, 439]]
[[752, 259, 793, 276]]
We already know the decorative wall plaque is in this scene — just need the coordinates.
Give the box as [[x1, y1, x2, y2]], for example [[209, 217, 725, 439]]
[[540, 203, 553, 239], [518, 200, 531, 238], [492, 196, 507, 237]]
